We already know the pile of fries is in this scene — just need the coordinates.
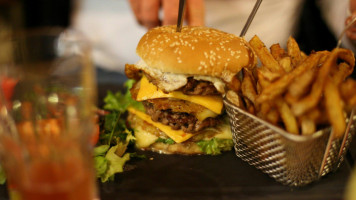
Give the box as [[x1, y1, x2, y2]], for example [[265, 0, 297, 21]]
[[227, 35, 356, 138]]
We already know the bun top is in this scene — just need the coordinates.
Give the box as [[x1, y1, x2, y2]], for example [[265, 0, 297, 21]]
[[136, 25, 256, 80]]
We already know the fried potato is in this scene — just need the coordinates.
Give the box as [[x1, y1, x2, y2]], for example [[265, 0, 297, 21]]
[[265, 108, 280, 125], [324, 78, 346, 138], [226, 90, 245, 109], [229, 36, 355, 138], [331, 62, 353, 86], [270, 43, 287, 61], [256, 68, 272, 90], [340, 78, 356, 111], [257, 52, 322, 104], [227, 75, 241, 92], [287, 67, 316, 98], [249, 35, 284, 74], [241, 69, 258, 105], [256, 67, 281, 82], [256, 101, 270, 117], [300, 116, 316, 135], [278, 56, 293, 73], [287, 36, 302, 66], [275, 98, 299, 134], [244, 98, 256, 115], [292, 48, 354, 116]]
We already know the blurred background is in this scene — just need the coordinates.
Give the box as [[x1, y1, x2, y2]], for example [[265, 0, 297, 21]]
[[2, 0, 354, 84]]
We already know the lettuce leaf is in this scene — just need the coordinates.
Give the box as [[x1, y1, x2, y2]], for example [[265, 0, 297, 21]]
[[156, 138, 175, 144], [94, 79, 144, 182], [196, 138, 234, 155], [100, 144, 131, 182], [0, 165, 6, 184], [103, 79, 144, 112]]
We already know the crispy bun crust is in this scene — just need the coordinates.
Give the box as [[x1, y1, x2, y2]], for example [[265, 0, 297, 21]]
[[136, 25, 256, 78]]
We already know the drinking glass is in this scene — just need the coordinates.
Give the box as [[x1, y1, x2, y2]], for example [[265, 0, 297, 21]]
[[0, 27, 98, 200]]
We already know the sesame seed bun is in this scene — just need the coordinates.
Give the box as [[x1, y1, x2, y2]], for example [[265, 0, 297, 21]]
[[136, 25, 256, 80]]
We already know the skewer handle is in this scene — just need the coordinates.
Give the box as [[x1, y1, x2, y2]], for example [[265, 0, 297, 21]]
[[176, 0, 186, 32]]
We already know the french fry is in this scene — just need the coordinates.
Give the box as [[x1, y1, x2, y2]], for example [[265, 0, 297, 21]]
[[275, 98, 299, 134], [230, 35, 355, 138], [278, 56, 293, 73], [324, 78, 346, 138], [241, 69, 257, 105], [287, 36, 302, 66], [227, 75, 241, 92], [301, 51, 308, 61], [257, 101, 272, 119], [244, 98, 256, 115], [284, 93, 299, 105], [331, 62, 353, 86], [287, 67, 316, 98], [257, 52, 322, 104], [340, 78, 356, 111], [265, 108, 280, 125], [256, 69, 272, 90], [292, 48, 354, 116], [226, 90, 245, 110], [249, 35, 284, 74], [256, 67, 281, 82], [270, 43, 287, 61], [299, 116, 316, 135]]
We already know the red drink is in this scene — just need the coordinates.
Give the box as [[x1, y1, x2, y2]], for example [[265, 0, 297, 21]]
[[2, 137, 97, 200], [17, 160, 96, 200]]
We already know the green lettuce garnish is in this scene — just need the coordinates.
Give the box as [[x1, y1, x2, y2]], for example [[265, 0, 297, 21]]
[[94, 79, 144, 182], [0, 165, 6, 184], [196, 138, 234, 155], [156, 138, 175, 145]]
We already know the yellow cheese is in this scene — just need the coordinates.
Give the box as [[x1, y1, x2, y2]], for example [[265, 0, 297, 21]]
[[213, 122, 232, 139], [128, 107, 194, 143], [136, 76, 223, 114], [195, 109, 218, 121], [134, 126, 158, 148]]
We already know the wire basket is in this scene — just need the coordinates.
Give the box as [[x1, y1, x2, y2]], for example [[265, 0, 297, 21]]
[[223, 97, 356, 186]]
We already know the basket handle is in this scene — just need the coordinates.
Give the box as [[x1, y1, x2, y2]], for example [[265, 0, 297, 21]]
[[318, 109, 355, 177]]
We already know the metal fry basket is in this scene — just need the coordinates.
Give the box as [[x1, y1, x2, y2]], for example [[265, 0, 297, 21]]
[[223, 97, 356, 187]]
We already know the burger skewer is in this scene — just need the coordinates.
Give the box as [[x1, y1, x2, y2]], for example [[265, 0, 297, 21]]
[[176, 0, 186, 32], [240, 0, 263, 37]]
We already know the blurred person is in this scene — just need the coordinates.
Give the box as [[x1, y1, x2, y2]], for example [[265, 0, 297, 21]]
[[299, 0, 356, 78], [74, 0, 306, 77], [346, 0, 356, 41], [73, 0, 204, 86], [128, 0, 205, 29], [129, 0, 306, 50]]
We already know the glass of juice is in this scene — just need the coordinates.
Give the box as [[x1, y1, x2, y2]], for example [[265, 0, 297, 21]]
[[0, 27, 98, 200]]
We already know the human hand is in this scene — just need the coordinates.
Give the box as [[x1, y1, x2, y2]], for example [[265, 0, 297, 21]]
[[345, 13, 356, 41], [128, 0, 204, 29]]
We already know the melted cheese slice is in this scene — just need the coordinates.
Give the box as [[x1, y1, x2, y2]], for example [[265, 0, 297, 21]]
[[128, 107, 194, 143], [136, 76, 223, 114]]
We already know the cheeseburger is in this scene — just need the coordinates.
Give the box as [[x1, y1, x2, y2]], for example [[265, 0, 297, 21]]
[[125, 25, 256, 155]]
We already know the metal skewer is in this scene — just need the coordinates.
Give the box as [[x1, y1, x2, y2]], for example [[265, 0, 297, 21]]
[[240, 0, 263, 37], [336, 16, 356, 48], [176, 0, 186, 32], [238, 0, 263, 80]]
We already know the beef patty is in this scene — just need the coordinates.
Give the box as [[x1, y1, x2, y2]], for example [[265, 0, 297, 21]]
[[143, 102, 220, 133]]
